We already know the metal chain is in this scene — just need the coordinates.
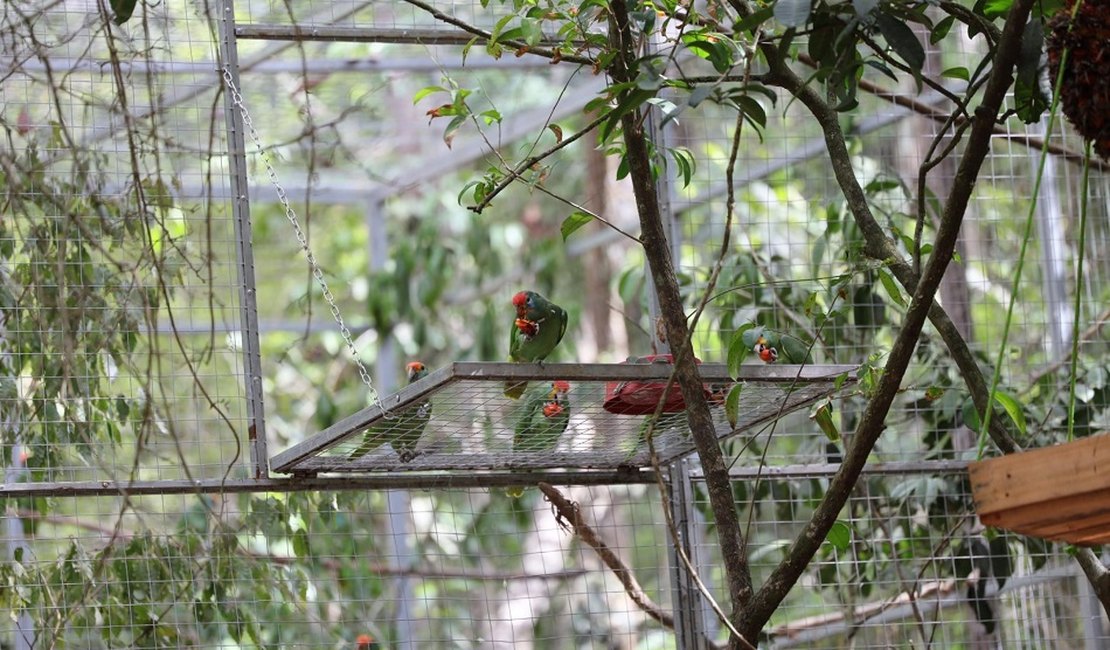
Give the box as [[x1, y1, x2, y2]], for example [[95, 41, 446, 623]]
[[220, 67, 387, 414]]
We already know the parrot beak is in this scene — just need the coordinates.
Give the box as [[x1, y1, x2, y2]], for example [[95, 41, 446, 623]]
[[542, 401, 564, 418]]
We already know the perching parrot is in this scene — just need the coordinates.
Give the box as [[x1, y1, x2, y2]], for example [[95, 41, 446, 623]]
[[348, 361, 430, 463], [356, 634, 380, 650], [742, 326, 812, 364], [513, 380, 571, 453], [504, 290, 568, 399], [506, 381, 571, 497]]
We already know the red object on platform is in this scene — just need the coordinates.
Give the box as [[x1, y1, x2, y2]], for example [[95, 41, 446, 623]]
[[603, 354, 714, 415]]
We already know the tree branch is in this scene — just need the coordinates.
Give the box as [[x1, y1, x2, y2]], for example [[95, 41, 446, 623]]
[[761, 37, 1021, 457], [607, 1, 754, 646], [738, 0, 1037, 636], [469, 109, 611, 213], [538, 483, 687, 633]]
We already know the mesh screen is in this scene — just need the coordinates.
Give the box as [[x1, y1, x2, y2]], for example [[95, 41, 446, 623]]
[[3, 1, 1110, 649], [1, 0, 251, 483]]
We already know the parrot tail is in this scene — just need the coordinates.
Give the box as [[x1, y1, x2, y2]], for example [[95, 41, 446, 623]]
[[504, 379, 528, 400]]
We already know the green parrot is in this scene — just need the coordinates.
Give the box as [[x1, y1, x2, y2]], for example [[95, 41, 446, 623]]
[[742, 326, 813, 364], [506, 381, 571, 498], [513, 380, 571, 453], [504, 290, 568, 399], [348, 361, 430, 463]]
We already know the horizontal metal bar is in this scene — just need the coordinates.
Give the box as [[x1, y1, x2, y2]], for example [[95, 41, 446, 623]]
[[236, 24, 563, 46], [0, 470, 655, 498], [15, 54, 555, 75], [686, 459, 970, 480], [446, 361, 857, 383]]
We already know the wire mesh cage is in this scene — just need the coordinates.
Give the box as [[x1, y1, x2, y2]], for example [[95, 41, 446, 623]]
[[4, 0, 1110, 648], [272, 362, 856, 476], [0, 0, 254, 485]]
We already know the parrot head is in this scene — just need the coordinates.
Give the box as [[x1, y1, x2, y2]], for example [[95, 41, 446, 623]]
[[542, 381, 570, 417], [356, 634, 378, 650], [406, 361, 428, 383], [754, 337, 778, 364], [512, 290, 533, 317]]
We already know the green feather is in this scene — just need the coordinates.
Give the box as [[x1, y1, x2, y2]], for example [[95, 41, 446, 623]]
[[349, 363, 430, 462], [741, 326, 813, 364], [505, 291, 568, 399], [513, 382, 571, 453], [506, 382, 570, 497]]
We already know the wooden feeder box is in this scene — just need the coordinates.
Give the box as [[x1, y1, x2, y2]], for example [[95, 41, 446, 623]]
[[969, 433, 1110, 545]]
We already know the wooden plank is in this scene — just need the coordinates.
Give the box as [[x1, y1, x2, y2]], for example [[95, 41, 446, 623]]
[[969, 434, 1110, 514], [1031, 497, 1110, 537], [978, 489, 1110, 530]]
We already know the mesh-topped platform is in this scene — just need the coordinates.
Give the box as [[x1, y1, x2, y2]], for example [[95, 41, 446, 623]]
[[271, 362, 856, 475]]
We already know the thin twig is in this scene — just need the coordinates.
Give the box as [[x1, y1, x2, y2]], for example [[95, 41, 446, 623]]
[[400, 0, 595, 66], [538, 483, 685, 632], [470, 109, 610, 213]]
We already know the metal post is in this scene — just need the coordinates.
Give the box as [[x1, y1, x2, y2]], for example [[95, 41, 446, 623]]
[[667, 459, 713, 648], [1080, 553, 1110, 650], [367, 196, 416, 649], [640, 32, 683, 356], [5, 444, 34, 650], [1031, 116, 1072, 358], [218, 0, 269, 479]]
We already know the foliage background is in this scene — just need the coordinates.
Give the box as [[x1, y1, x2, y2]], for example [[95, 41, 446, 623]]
[[1, 0, 1108, 647]]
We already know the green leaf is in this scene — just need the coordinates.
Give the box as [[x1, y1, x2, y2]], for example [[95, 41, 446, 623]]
[[1014, 19, 1047, 123], [774, 0, 812, 28], [993, 390, 1027, 434], [877, 268, 906, 308], [670, 148, 695, 187], [983, 0, 1013, 19], [826, 520, 851, 551], [852, 285, 886, 329], [733, 95, 768, 130], [962, 397, 982, 432], [489, 13, 516, 43], [810, 398, 840, 442], [930, 15, 956, 44], [413, 85, 445, 104], [725, 384, 743, 429], [561, 211, 593, 241], [600, 88, 656, 142], [875, 13, 925, 71], [941, 66, 970, 81], [111, 0, 138, 24], [293, 528, 311, 558], [688, 84, 715, 108], [684, 36, 734, 73], [735, 6, 774, 34], [480, 109, 503, 125], [727, 324, 755, 379]]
